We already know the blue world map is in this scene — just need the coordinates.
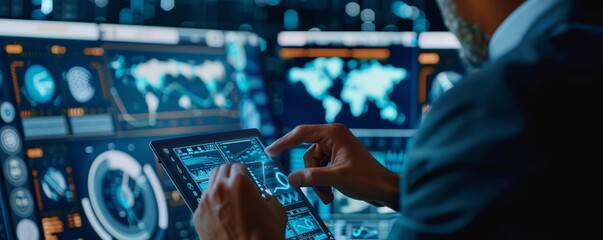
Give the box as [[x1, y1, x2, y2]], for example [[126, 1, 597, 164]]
[[289, 57, 408, 124]]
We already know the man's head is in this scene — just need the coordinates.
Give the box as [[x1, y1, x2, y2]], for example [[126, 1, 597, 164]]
[[435, 0, 524, 68]]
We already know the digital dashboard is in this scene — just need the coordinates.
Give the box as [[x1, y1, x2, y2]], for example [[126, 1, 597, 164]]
[[0, 19, 276, 240]]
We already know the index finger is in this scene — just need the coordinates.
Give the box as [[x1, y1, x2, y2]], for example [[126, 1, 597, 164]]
[[265, 125, 326, 156]]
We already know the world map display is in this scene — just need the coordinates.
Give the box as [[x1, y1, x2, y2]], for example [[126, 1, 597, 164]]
[[109, 54, 236, 128], [288, 57, 408, 125]]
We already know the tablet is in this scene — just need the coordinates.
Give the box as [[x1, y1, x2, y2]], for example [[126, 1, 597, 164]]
[[150, 129, 334, 240]]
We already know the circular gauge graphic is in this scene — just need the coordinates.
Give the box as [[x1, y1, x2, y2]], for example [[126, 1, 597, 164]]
[[1, 102, 16, 123], [65, 66, 95, 103], [83, 150, 168, 239], [16, 219, 39, 240], [1, 126, 21, 155], [24, 64, 55, 104], [41, 167, 70, 202], [3, 156, 28, 186], [10, 187, 34, 218]]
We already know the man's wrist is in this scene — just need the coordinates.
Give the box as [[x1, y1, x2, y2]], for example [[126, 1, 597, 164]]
[[375, 170, 400, 211]]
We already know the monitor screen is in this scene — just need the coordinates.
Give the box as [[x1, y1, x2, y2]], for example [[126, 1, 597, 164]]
[[0, 19, 276, 240], [278, 31, 419, 131]]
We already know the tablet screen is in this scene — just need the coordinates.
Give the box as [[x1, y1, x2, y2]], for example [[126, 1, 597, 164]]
[[150, 129, 333, 240]]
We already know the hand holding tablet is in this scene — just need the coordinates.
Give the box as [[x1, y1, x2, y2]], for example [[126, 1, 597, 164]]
[[150, 129, 333, 240]]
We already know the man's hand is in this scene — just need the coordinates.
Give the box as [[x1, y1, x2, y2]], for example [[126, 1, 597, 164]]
[[194, 163, 287, 240], [265, 123, 400, 210]]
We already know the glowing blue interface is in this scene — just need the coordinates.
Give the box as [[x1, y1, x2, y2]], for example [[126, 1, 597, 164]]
[[280, 32, 419, 131], [173, 137, 333, 240], [0, 21, 276, 239], [288, 58, 409, 126]]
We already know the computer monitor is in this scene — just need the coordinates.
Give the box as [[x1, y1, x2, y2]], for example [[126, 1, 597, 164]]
[[0, 19, 276, 239], [278, 31, 419, 131]]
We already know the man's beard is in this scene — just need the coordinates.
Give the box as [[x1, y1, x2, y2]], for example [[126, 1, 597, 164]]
[[436, 0, 491, 69]]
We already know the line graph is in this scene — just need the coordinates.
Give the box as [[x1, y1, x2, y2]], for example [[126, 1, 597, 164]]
[[219, 138, 269, 164], [287, 207, 321, 235], [246, 161, 302, 206]]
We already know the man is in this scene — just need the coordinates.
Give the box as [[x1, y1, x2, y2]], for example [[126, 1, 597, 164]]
[[195, 0, 601, 238]]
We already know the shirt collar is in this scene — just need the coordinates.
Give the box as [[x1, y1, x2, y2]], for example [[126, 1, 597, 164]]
[[488, 0, 564, 61]]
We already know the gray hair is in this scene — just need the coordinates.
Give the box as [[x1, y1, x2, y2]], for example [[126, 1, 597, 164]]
[[436, 0, 491, 68]]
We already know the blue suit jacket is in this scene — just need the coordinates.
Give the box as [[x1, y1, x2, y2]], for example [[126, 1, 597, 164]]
[[390, 1, 602, 239]]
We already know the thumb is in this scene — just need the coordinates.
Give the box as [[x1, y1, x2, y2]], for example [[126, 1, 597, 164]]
[[265, 193, 282, 209], [264, 194, 287, 222], [288, 167, 335, 188]]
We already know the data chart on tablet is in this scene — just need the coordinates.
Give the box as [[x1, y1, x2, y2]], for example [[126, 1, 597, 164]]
[[170, 136, 333, 240]]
